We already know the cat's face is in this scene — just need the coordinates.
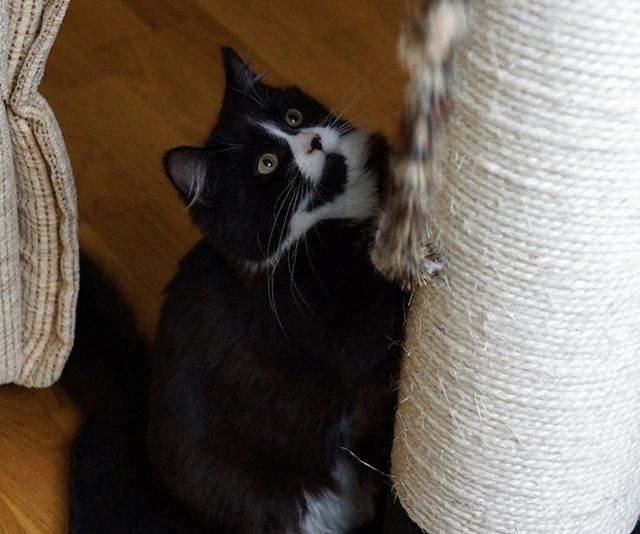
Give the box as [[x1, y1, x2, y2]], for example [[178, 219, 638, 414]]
[[165, 47, 387, 268]]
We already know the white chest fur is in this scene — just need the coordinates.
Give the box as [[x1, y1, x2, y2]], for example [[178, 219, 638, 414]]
[[299, 456, 375, 534]]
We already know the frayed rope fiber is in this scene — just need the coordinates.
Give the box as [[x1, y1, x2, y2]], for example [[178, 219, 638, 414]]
[[390, 1, 640, 533]]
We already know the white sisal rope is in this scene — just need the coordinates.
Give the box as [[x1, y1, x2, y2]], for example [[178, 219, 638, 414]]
[[391, 1, 640, 533]]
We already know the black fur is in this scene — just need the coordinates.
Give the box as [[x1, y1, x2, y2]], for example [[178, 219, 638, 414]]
[[64, 252, 149, 445], [306, 153, 347, 210], [67, 47, 407, 534]]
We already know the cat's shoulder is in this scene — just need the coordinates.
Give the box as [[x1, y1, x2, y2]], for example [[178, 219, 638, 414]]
[[169, 239, 229, 287], [161, 239, 235, 313]]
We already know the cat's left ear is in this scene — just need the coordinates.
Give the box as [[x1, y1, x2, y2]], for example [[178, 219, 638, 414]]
[[221, 46, 262, 93], [164, 147, 209, 206]]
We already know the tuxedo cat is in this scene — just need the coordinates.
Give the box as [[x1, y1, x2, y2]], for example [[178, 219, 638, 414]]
[[68, 47, 407, 534]]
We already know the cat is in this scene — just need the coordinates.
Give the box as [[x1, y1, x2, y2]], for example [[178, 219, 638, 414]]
[[66, 46, 407, 534]]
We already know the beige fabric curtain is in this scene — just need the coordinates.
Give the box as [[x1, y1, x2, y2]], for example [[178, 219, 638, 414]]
[[0, 0, 78, 387]]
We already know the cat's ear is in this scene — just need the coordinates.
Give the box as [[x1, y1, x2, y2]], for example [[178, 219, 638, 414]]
[[221, 46, 261, 93], [164, 147, 208, 206]]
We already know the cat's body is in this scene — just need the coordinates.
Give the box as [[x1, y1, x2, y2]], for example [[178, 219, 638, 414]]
[[151, 229, 404, 533], [67, 47, 407, 534]]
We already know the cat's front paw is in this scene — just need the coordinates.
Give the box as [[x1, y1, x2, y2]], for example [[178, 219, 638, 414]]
[[402, 244, 444, 291], [420, 243, 443, 273], [422, 257, 444, 277]]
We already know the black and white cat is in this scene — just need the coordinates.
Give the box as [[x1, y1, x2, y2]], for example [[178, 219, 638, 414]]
[[68, 47, 407, 534], [152, 46, 407, 533]]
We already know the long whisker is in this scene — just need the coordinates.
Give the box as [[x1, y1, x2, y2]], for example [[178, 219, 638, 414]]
[[208, 146, 243, 155], [290, 238, 317, 317], [266, 178, 297, 258], [326, 62, 402, 129], [266, 181, 304, 337], [326, 56, 397, 128], [331, 63, 398, 128], [208, 137, 244, 148], [226, 85, 268, 109], [267, 265, 288, 339], [250, 81, 270, 109], [275, 182, 303, 260], [303, 234, 329, 295]]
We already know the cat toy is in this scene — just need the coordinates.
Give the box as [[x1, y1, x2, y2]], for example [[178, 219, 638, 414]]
[[371, 0, 467, 289]]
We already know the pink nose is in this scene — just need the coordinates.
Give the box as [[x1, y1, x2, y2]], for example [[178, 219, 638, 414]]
[[298, 132, 323, 154], [309, 135, 322, 152]]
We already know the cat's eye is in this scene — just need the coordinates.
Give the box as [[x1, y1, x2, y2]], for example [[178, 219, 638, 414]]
[[285, 108, 303, 128], [257, 153, 279, 175]]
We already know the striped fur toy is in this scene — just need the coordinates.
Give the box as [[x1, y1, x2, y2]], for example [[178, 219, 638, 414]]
[[371, 0, 468, 289]]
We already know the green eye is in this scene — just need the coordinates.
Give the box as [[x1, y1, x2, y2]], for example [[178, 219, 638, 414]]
[[285, 108, 303, 128], [257, 153, 279, 175]]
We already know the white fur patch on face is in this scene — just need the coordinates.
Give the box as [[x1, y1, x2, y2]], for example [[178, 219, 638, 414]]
[[261, 123, 340, 184], [287, 129, 377, 229], [299, 457, 375, 534], [246, 124, 380, 271]]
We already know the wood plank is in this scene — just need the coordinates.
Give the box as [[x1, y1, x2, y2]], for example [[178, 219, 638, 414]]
[[0, 386, 83, 534]]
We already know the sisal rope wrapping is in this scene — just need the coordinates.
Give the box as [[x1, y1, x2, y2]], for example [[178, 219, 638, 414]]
[[391, 1, 640, 533]]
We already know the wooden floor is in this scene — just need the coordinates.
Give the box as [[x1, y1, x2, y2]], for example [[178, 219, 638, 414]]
[[0, 1, 407, 532]]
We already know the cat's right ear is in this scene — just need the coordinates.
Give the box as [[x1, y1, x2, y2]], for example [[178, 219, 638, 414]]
[[221, 46, 260, 93], [164, 147, 208, 206]]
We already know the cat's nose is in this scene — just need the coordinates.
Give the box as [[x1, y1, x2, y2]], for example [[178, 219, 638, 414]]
[[310, 135, 322, 152], [300, 133, 322, 154], [296, 132, 324, 154]]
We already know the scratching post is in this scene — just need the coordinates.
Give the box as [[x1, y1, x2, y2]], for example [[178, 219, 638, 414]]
[[388, 1, 640, 532]]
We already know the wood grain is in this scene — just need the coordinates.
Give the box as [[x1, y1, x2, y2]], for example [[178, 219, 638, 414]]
[[0, 1, 406, 532]]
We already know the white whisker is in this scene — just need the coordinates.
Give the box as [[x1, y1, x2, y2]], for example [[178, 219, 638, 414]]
[[226, 85, 268, 109]]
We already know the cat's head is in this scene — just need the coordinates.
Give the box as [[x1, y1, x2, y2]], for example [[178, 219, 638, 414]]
[[164, 47, 387, 270]]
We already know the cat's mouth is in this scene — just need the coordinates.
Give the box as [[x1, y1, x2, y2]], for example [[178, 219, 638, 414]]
[[306, 128, 386, 211]]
